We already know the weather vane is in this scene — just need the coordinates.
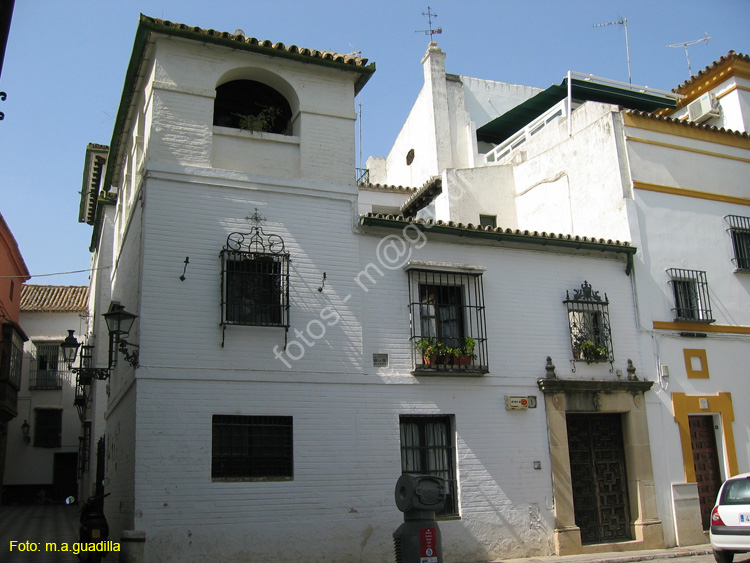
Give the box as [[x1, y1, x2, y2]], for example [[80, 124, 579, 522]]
[[416, 6, 442, 41], [668, 33, 710, 76]]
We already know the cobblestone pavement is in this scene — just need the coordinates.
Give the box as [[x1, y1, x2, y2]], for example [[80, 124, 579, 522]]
[[0, 504, 80, 562]]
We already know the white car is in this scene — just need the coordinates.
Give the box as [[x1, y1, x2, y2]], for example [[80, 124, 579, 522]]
[[710, 472, 750, 563]]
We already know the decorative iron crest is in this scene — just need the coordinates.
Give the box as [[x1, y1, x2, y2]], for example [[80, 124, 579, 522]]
[[565, 280, 608, 303], [223, 209, 287, 255]]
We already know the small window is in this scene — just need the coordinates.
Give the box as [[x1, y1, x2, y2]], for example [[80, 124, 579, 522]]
[[212, 415, 293, 481], [479, 214, 497, 229], [399, 415, 458, 518], [667, 269, 714, 323], [214, 80, 292, 135], [407, 268, 488, 373], [564, 282, 614, 365], [726, 215, 750, 271], [30, 342, 63, 390], [220, 227, 290, 329], [34, 408, 62, 448]]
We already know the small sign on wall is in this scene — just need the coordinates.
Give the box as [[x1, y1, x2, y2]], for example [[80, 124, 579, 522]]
[[505, 395, 537, 410]]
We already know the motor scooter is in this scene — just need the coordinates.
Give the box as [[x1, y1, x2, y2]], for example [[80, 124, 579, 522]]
[[66, 478, 111, 563]]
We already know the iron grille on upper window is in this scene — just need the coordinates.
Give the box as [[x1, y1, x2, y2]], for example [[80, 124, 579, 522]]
[[726, 215, 750, 272], [212, 415, 293, 481], [220, 221, 290, 335], [667, 268, 714, 323], [407, 267, 488, 374], [399, 415, 458, 518], [34, 408, 62, 448], [564, 281, 614, 367], [30, 342, 65, 390]]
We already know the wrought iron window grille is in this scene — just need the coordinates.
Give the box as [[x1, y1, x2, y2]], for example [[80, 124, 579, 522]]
[[726, 215, 750, 272], [666, 268, 714, 323], [407, 268, 488, 374], [564, 281, 614, 372], [29, 343, 66, 390], [220, 221, 290, 347], [211, 415, 293, 481]]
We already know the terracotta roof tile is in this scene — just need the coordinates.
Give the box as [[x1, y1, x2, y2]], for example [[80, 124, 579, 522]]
[[675, 51, 750, 92], [146, 16, 371, 68], [360, 212, 634, 251], [358, 183, 419, 194], [21, 285, 89, 312], [626, 108, 750, 139]]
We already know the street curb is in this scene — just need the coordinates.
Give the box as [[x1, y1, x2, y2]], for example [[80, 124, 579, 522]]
[[487, 546, 713, 563]]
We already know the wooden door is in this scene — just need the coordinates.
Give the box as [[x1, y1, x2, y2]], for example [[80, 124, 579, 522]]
[[689, 415, 722, 530]]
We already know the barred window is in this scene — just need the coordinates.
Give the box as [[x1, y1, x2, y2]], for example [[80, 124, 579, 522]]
[[34, 408, 62, 448], [220, 223, 290, 330], [407, 266, 488, 374], [667, 269, 714, 323], [2, 325, 24, 388], [212, 415, 293, 481], [399, 415, 458, 518], [30, 342, 64, 390], [726, 215, 750, 272], [564, 281, 613, 365]]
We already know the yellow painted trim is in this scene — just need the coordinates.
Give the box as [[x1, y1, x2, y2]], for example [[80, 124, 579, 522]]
[[716, 84, 750, 100], [653, 321, 750, 334], [683, 349, 709, 379], [624, 113, 750, 150], [672, 392, 738, 482], [635, 182, 750, 207], [626, 135, 750, 161]]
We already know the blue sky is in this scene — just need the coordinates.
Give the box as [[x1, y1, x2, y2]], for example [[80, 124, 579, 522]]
[[1, 0, 748, 286]]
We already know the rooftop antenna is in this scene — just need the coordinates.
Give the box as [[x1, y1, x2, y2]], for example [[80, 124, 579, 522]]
[[415, 6, 442, 41], [594, 18, 632, 84], [667, 33, 710, 76]]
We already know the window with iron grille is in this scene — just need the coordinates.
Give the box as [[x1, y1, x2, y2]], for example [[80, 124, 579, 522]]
[[564, 281, 614, 365], [667, 269, 714, 322], [407, 267, 488, 373], [220, 223, 290, 330], [30, 342, 64, 390], [399, 415, 458, 518], [726, 215, 750, 272], [212, 415, 293, 481], [1, 325, 24, 388], [78, 421, 91, 478], [34, 408, 62, 448]]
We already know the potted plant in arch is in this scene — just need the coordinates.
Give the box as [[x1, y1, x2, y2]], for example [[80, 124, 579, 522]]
[[414, 337, 438, 366], [457, 337, 477, 366]]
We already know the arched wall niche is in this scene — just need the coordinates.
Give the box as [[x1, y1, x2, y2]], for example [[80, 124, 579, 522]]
[[214, 68, 300, 136]]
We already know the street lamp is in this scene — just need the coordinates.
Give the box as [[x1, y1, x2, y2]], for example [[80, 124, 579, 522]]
[[21, 420, 30, 444], [102, 303, 139, 368], [60, 302, 140, 377]]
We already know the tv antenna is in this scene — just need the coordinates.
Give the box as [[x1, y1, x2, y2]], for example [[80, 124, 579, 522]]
[[416, 6, 442, 41], [594, 18, 632, 84], [667, 33, 710, 76]]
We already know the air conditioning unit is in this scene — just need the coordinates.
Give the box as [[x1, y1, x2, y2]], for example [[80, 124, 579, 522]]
[[687, 92, 720, 123]]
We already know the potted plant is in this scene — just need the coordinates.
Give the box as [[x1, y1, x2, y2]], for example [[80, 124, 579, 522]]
[[576, 339, 608, 363], [457, 337, 477, 366], [415, 337, 437, 366]]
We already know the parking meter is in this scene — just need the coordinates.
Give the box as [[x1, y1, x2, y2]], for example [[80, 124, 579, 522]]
[[393, 474, 446, 563]]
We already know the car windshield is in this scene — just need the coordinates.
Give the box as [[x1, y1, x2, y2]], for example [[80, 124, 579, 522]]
[[721, 477, 750, 505]]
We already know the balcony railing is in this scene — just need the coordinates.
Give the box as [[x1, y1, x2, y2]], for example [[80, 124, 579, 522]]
[[29, 367, 67, 390]]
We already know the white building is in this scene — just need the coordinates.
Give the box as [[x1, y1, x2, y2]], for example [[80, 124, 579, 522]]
[[367, 41, 750, 554], [75, 15, 679, 562], [3, 285, 88, 504]]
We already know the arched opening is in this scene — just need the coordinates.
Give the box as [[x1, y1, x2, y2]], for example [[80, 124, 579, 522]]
[[214, 80, 293, 135]]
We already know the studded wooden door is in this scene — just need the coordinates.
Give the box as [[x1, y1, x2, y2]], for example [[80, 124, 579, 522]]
[[567, 413, 631, 544], [689, 415, 722, 530]]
